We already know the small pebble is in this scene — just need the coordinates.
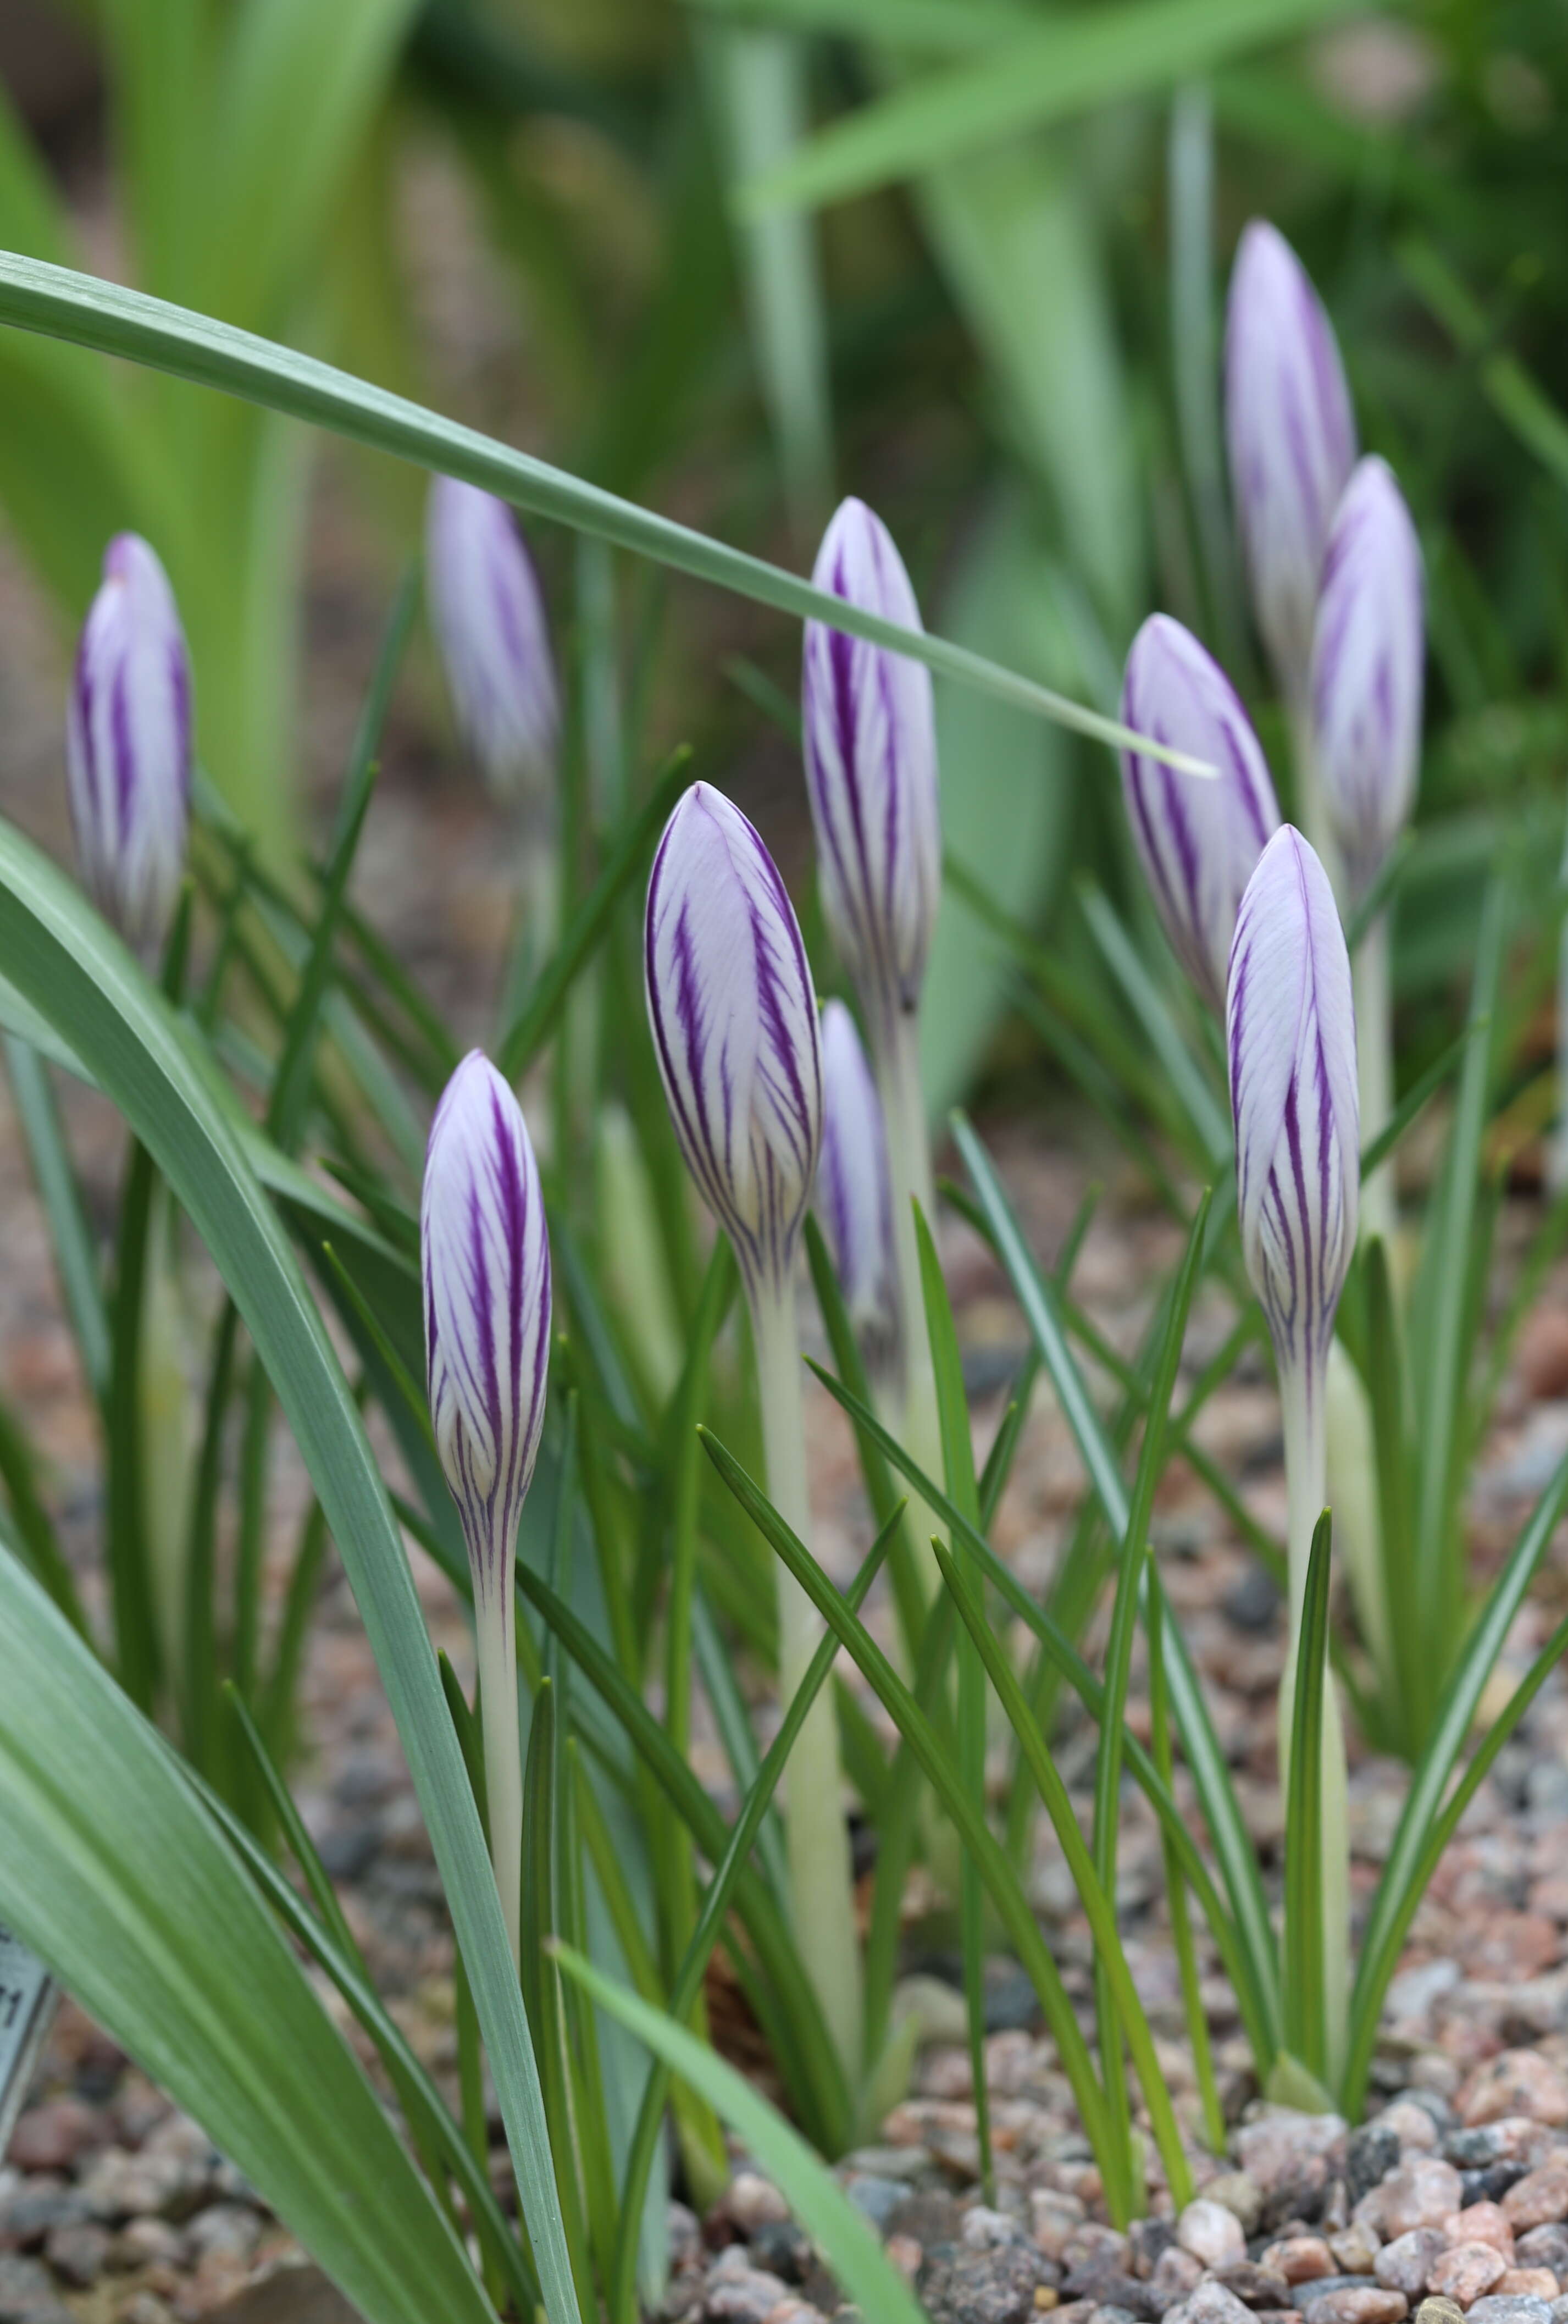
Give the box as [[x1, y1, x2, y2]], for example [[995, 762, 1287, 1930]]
[[1506, 2174, 1568, 2233], [1381, 2109, 1441, 2155], [1499, 2278, 1562, 2304], [725, 2176, 790, 2235], [1426, 2244, 1507, 2306], [1380, 2164, 1466, 2240], [1349, 2134, 1403, 2206], [1519, 2236, 1568, 2277], [1168, 2282, 1256, 2324], [1461, 2062, 1568, 2134], [0, 2251, 73, 2324], [1208, 2179, 1265, 2238], [1377, 2233, 1446, 2295], [1466, 2303, 1556, 2324], [1151, 2249, 1205, 2305], [4, 2104, 99, 2177], [1216, 2265, 1292, 2309], [1300, 2290, 1408, 2324], [706, 2263, 793, 2322], [1264, 2241, 1337, 2286], [1335, 2233, 1383, 2278], [1178, 2203, 1247, 2272], [41, 2221, 109, 2289], [1445, 2207, 1516, 2259]]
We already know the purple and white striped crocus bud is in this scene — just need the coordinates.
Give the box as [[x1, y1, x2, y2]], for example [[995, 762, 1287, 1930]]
[[1225, 221, 1358, 699], [817, 999, 898, 1380], [425, 475, 558, 802], [1227, 826, 1359, 1382], [66, 534, 192, 959], [1120, 615, 1282, 1015], [645, 783, 822, 1308], [802, 498, 941, 1041], [1310, 457, 1424, 899], [422, 1050, 552, 1603]]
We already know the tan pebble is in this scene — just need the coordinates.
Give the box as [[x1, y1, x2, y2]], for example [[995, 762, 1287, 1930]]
[[1516, 1308, 1568, 1399], [1335, 2231, 1384, 2276], [1178, 2200, 1248, 2271], [1302, 2289, 1408, 2324], [1503, 2165, 1568, 2231], [1497, 2272, 1559, 2300], [1380, 2104, 1441, 2153], [1264, 2238, 1337, 2284], [1414, 2303, 1467, 2324], [1442, 2205, 1515, 2259], [1460, 2052, 1568, 2131], [885, 2237, 922, 2281], [1035, 2295, 1059, 2314]]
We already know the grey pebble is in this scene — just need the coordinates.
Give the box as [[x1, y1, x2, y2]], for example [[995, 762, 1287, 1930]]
[[841, 2176, 908, 2232], [917, 2238, 1060, 2324], [1466, 2303, 1556, 2324], [1348, 2131, 1401, 2206], [0, 2179, 92, 2250], [1376, 2234, 1446, 2295], [0, 2253, 73, 2324], [41, 2222, 109, 2289]]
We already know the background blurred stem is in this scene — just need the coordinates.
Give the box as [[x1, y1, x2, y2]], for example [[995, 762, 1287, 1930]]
[[752, 1283, 865, 2083], [1356, 913, 1395, 1249], [879, 1008, 943, 1604]]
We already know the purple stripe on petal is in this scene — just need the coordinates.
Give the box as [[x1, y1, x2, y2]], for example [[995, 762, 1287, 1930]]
[[645, 783, 823, 1304], [422, 1051, 552, 1601], [1119, 615, 1282, 1014]]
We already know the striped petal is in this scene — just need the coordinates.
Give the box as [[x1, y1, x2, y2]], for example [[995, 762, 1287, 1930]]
[[802, 498, 941, 1039], [645, 783, 822, 1303], [1227, 827, 1359, 1385], [817, 998, 898, 1378], [1120, 615, 1281, 1015], [1310, 456, 1425, 898], [66, 534, 192, 959], [426, 476, 558, 802], [422, 1051, 552, 1599], [1225, 220, 1357, 699]]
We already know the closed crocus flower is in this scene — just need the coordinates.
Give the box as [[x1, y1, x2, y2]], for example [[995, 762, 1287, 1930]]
[[1227, 825, 1359, 1376], [1310, 457, 1424, 898], [426, 475, 558, 801], [422, 1048, 551, 1965], [802, 497, 940, 1041], [1121, 615, 1282, 1015], [1225, 221, 1357, 699], [645, 783, 822, 1308], [817, 998, 898, 1381], [67, 534, 192, 958]]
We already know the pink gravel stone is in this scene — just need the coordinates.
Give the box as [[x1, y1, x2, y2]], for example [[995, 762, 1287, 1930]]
[[1443, 2207, 1515, 2259], [1301, 2290, 1408, 2324], [1460, 2054, 1568, 2131], [1496, 2272, 1560, 2301], [1379, 2160, 1465, 2239], [1426, 2243, 1507, 2306], [1262, 2239, 1337, 2285], [1179, 2201, 1248, 2271], [1376, 2231, 1445, 2294], [1504, 2167, 1568, 2232]]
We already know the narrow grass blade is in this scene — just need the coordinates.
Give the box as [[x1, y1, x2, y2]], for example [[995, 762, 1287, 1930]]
[[1079, 884, 1230, 1166], [556, 1944, 928, 2324], [951, 1113, 1279, 2030], [1283, 1512, 1332, 2082], [699, 1426, 1124, 2202], [1362, 1241, 1420, 1745], [803, 1356, 1277, 2068], [1346, 1444, 1568, 2114], [1359, 1015, 1480, 1185], [0, 252, 1212, 772], [913, 1200, 993, 2198], [1148, 1584, 1225, 2150], [0, 1394, 88, 1639], [2, 1036, 110, 1409], [610, 1508, 898, 2324]]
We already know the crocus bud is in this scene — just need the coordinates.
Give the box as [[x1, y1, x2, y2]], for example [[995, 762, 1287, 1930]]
[[645, 783, 822, 1306], [422, 1050, 552, 1600], [1227, 826, 1359, 1376], [67, 534, 192, 958], [1310, 457, 1424, 899], [1225, 221, 1357, 698], [817, 998, 898, 1379], [1120, 614, 1281, 1015], [802, 498, 940, 1041], [425, 475, 558, 801]]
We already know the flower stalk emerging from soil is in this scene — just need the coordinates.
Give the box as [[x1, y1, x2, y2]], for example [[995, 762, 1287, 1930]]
[[422, 1049, 552, 1972], [802, 496, 944, 1572], [1119, 613, 1281, 1016], [68, 533, 192, 961], [1225, 220, 1356, 876], [644, 782, 863, 2078], [1228, 825, 1359, 2077], [1311, 455, 1425, 1248]]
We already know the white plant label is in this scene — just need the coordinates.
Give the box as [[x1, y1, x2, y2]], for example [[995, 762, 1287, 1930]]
[[0, 1919, 54, 2152]]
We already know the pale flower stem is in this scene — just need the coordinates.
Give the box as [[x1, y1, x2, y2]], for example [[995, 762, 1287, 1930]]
[[753, 1285, 865, 2082], [1355, 911, 1396, 1250], [476, 1582, 524, 1977], [1278, 1363, 1351, 2080], [879, 1006, 945, 1595], [1288, 695, 1344, 905]]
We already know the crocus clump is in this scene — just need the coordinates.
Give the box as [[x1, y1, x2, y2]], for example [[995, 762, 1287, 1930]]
[[67, 533, 192, 959], [422, 1048, 552, 1966]]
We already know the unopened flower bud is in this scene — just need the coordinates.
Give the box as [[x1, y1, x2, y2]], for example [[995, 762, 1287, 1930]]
[[426, 476, 558, 801]]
